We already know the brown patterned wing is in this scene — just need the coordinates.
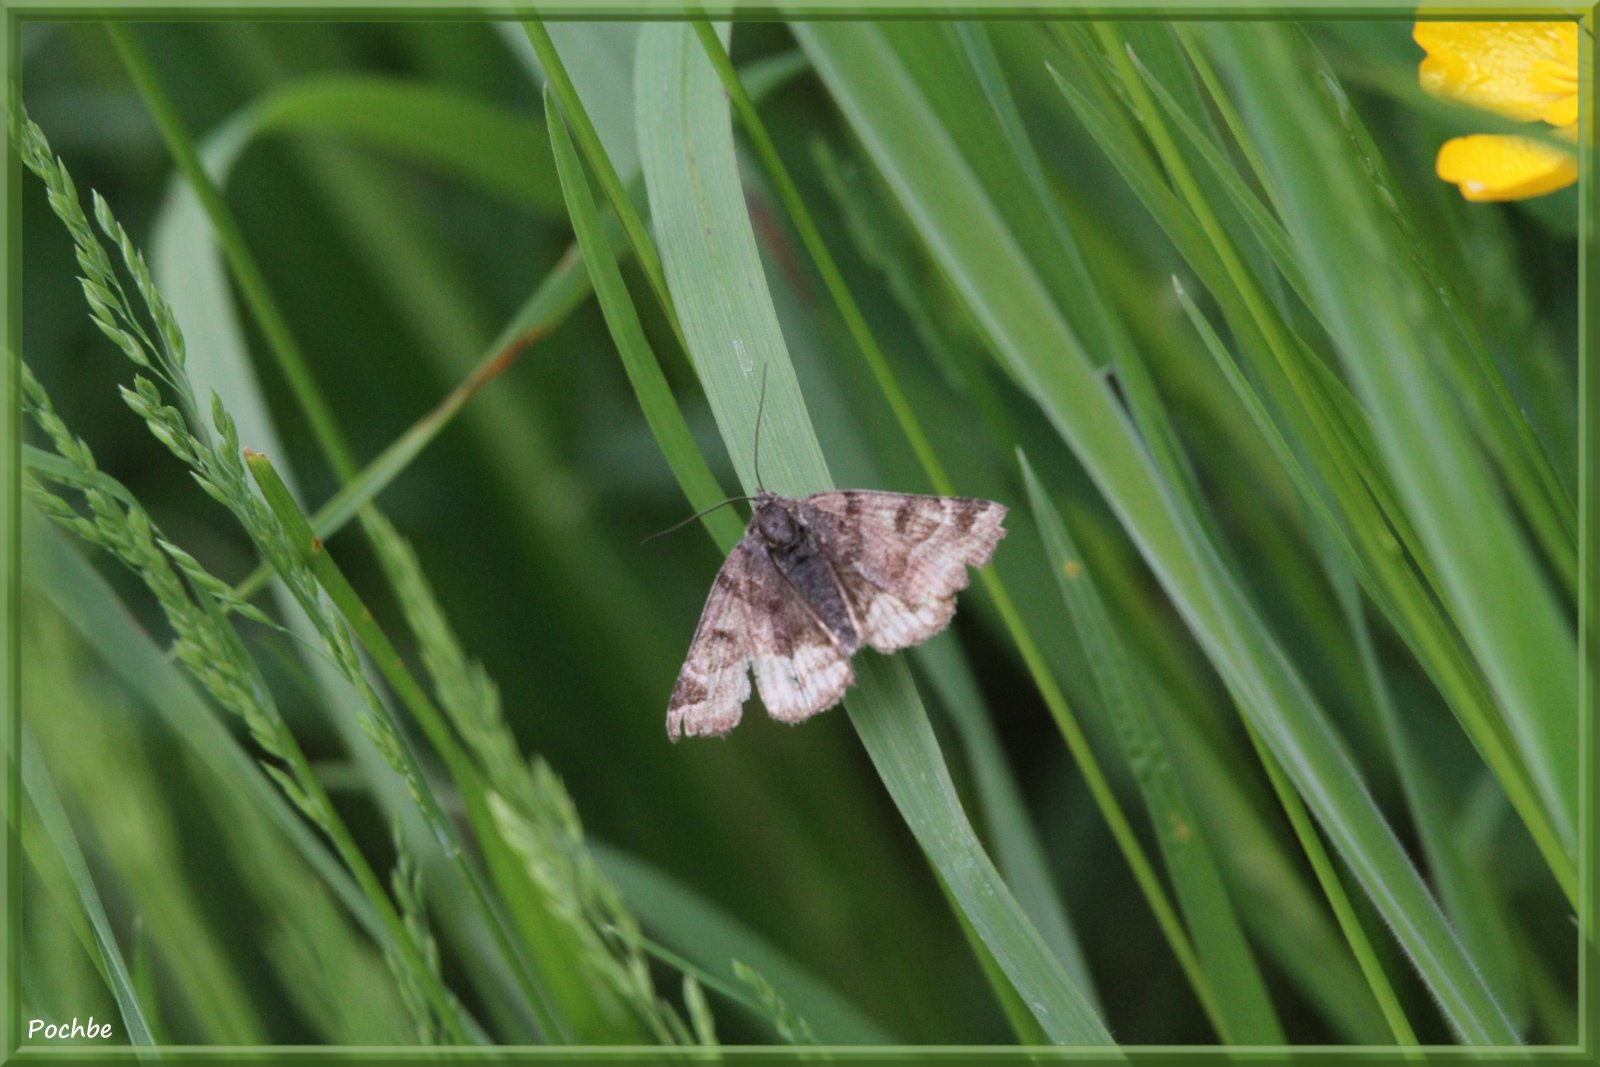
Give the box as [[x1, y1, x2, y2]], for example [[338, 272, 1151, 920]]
[[668, 533, 859, 739], [746, 576, 856, 724], [667, 537, 760, 740], [799, 491, 1007, 653]]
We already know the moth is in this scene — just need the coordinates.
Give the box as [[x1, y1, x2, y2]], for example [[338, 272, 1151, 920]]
[[667, 485, 1007, 740]]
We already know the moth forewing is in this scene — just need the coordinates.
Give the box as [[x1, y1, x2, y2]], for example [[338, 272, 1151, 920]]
[[666, 488, 1006, 740]]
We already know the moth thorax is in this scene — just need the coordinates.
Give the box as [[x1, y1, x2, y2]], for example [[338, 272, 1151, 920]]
[[755, 499, 802, 549]]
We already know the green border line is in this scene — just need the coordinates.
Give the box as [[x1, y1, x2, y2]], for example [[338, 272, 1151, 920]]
[[3, 2, 1595, 16], [6, 4, 20, 1064], [5, 2, 1592, 1063]]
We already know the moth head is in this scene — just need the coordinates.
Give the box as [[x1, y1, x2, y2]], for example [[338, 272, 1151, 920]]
[[754, 494, 802, 549]]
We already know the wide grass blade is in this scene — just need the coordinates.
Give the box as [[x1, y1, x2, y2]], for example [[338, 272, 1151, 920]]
[[911, 636, 1097, 1007], [1329, 557, 1527, 1028], [241, 73, 566, 214], [544, 81, 740, 546], [21, 730, 156, 1045], [797, 20, 1518, 1044], [634, 21, 1111, 1046], [1120, 35, 1580, 895], [1049, 21, 1574, 906], [1022, 455, 1283, 1045], [1199, 23, 1578, 859], [692, 25, 1201, 1021], [24, 621, 271, 1043], [169, 30, 914, 1045]]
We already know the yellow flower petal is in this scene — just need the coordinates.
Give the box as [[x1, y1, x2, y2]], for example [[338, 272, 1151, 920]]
[[1414, 21, 1579, 125], [1540, 90, 1579, 129], [1435, 133, 1578, 201]]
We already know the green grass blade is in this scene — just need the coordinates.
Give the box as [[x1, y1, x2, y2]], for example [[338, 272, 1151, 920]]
[[844, 655, 1113, 1046], [24, 514, 388, 941], [1201, 23, 1578, 858], [243, 73, 565, 213], [1177, 272, 1574, 914], [244, 453, 584, 1042], [123, 28, 660, 1035], [941, 875, 1051, 1045], [635, 22, 1111, 1045], [545, 82, 741, 547], [524, 20, 679, 341], [1123, 48, 1312, 309], [592, 842, 899, 1045], [1154, 703, 1398, 1043], [912, 636, 1097, 1008], [18, 791, 118, 1024], [20, 730, 157, 1045], [797, 20, 1517, 1043], [953, 22, 1130, 382], [1234, 713, 1422, 1047], [1329, 558, 1527, 1029], [1163, 283, 1492, 1044], [109, 23, 358, 481], [1055, 25, 1575, 907], [1021, 455, 1283, 1045], [695, 26, 1198, 1020], [229, 250, 593, 603], [1178, 28, 1575, 594], [498, 21, 642, 177]]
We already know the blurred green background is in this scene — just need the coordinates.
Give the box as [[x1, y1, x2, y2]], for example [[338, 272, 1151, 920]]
[[19, 18, 1580, 1048]]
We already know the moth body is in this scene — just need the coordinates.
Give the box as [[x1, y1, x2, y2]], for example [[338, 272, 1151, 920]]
[[753, 492, 862, 654]]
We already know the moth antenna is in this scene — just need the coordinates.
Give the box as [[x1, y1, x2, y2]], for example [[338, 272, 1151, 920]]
[[641, 495, 758, 545], [752, 364, 770, 494]]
